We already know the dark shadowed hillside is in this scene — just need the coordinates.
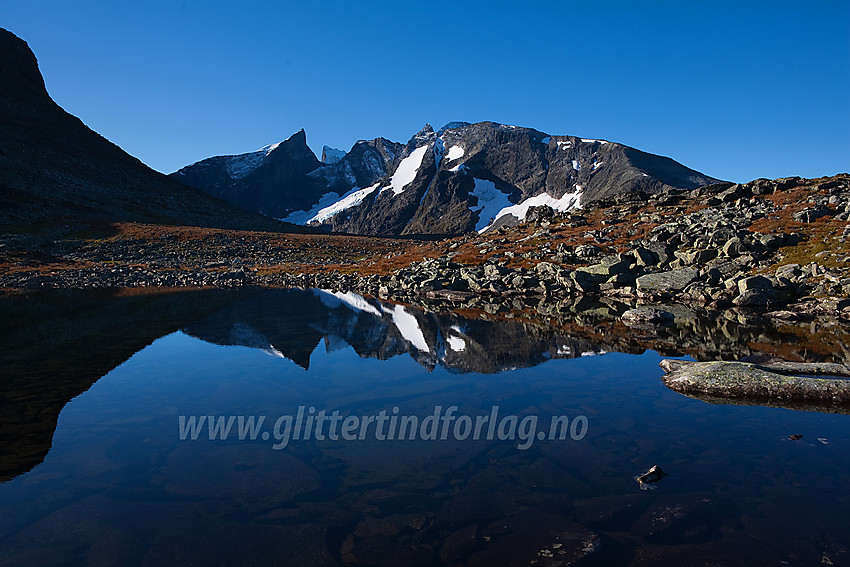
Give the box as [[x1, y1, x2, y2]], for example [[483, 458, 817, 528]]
[[0, 28, 285, 232]]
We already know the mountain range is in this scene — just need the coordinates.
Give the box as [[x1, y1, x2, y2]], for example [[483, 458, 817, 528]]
[[1, 26, 721, 237], [172, 122, 722, 236], [0, 28, 283, 232]]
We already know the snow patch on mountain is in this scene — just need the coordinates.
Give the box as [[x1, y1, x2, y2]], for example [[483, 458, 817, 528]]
[[261, 142, 282, 155], [572, 160, 581, 171], [309, 183, 380, 223], [581, 139, 609, 145], [220, 140, 286, 180], [281, 191, 342, 224], [557, 141, 571, 150], [469, 178, 514, 232], [479, 187, 583, 233], [445, 145, 465, 162], [384, 145, 429, 196]]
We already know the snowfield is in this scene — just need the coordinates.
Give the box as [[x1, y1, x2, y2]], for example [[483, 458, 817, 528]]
[[445, 145, 465, 162], [307, 183, 380, 223], [384, 145, 429, 195], [469, 178, 514, 232], [478, 186, 583, 233]]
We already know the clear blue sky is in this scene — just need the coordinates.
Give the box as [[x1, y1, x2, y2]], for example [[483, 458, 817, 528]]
[[4, 1, 848, 182]]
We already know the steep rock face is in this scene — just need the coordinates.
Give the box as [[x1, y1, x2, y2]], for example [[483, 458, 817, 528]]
[[321, 145, 345, 164], [172, 130, 323, 217], [0, 28, 281, 231], [173, 122, 721, 236], [172, 134, 404, 221]]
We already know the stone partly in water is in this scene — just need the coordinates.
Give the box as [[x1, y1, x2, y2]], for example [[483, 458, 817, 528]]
[[659, 359, 850, 410], [636, 465, 667, 489]]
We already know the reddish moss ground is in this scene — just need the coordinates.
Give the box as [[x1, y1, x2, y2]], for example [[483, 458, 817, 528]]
[[1, 176, 847, 284]]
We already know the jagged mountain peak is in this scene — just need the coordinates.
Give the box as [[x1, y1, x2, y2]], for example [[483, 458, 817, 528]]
[[322, 145, 346, 164]]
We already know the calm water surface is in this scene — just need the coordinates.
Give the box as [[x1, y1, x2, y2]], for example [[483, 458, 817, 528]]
[[0, 289, 848, 566]]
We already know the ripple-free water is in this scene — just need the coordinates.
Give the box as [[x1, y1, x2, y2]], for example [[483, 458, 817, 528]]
[[0, 289, 848, 565]]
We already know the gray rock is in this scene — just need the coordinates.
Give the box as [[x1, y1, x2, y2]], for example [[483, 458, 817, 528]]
[[584, 256, 632, 277], [571, 270, 602, 291], [636, 465, 667, 486], [631, 247, 659, 267], [737, 275, 773, 294], [574, 244, 601, 259], [775, 264, 802, 280], [525, 205, 555, 224], [645, 241, 675, 265], [793, 206, 833, 223], [605, 272, 637, 287], [635, 268, 698, 293], [659, 359, 850, 407], [674, 249, 717, 265], [721, 237, 747, 257]]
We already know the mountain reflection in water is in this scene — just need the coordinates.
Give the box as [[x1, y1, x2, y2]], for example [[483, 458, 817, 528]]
[[0, 288, 848, 566]]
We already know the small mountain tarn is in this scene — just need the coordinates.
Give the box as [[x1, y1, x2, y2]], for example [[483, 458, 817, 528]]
[[3, 287, 846, 482]]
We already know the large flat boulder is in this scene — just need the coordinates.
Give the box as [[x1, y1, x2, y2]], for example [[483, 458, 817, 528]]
[[635, 268, 698, 293], [659, 359, 850, 409]]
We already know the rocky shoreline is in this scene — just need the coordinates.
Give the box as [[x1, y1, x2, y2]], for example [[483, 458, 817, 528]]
[[2, 175, 849, 324], [6, 173, 848, 409]]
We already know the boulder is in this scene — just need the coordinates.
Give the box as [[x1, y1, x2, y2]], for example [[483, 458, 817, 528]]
[[659, 359, 850, 407], [775, 264, 802, 280], [737, 275, 773, 294], [584, 255, 632, 277], [635, 268, 698, 293], [525, 205, 555, 224], [631, 247, 659, 267], [721, 237, 747, 258], [793, 206, 833, 223], [574, 244, 601, 259], [674, 249, 717, 265], [571, 270, 602, 292]]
